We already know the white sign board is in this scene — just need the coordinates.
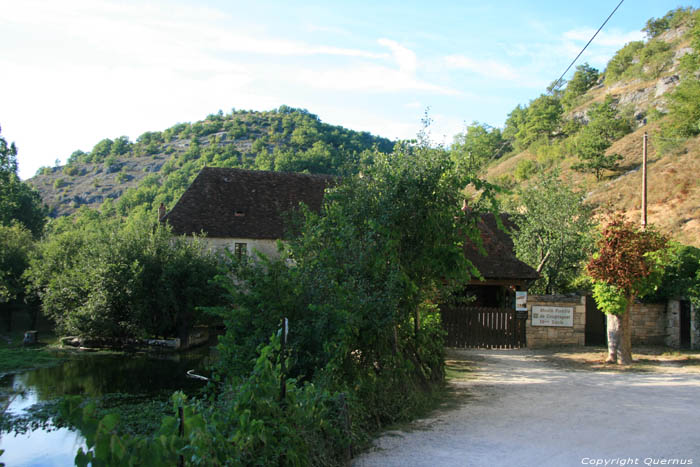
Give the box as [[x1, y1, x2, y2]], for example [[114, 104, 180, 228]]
[[515, 291, 527, 311], [531, 306, 574, 327]]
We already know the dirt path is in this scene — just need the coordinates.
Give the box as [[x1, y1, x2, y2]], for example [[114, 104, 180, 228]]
[[353, 349, 700, 467]]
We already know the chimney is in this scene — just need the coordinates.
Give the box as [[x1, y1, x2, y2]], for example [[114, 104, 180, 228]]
[[158, 203, 166, 222]]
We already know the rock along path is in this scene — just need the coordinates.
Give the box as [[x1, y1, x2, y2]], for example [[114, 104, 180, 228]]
[[352, 349, 700, 467]]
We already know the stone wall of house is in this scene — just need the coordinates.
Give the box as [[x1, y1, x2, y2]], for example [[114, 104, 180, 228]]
[[204, 237, 280, 259], [630, 302, 667, 345], [526, 295, 585, 348]]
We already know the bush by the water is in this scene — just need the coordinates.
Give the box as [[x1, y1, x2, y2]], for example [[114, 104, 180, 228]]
[[25, 212, 223, 341]]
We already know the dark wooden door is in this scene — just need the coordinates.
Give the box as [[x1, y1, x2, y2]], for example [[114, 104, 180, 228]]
[[440, 306, 526, 349], [585, 295, 606, 346], [680, 300, 691, 349]]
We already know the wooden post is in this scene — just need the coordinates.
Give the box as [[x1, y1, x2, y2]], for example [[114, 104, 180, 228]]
[[642, 132, 648, 229], [280, 318, 288, 401]]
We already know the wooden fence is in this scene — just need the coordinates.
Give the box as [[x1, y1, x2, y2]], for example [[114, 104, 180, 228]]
[[441, 306, 526, 349]]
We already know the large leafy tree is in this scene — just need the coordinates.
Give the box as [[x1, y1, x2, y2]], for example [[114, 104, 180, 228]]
[[515, 94, 564, 148], [508, 171, 595, 294], [587, 215, 668, 364], [0, 126, 47, 237], [0, 223, 35, 330], [25, 212, 222, 341]]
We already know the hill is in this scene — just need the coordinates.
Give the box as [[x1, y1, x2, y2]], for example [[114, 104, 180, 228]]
[[478, 7, 700, 248], [28, 107, 393, 217]]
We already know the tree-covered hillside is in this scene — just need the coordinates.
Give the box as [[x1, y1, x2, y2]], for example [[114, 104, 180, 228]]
[[462, 7, 700, 248], [29, 106, 393, 218]]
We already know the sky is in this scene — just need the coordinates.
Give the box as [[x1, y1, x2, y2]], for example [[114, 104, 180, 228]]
[[1, 0, 697, 179]]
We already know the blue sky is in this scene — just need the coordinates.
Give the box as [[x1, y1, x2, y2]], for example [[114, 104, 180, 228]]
[[1, 0, 696, 179]]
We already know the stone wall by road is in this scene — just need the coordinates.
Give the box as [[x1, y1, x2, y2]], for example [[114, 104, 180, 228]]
[[630, 302, 666, 345], [526, 295, 585, 348]]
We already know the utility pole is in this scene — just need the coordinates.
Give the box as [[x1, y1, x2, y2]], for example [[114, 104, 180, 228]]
[[641, 132, 648, 230]]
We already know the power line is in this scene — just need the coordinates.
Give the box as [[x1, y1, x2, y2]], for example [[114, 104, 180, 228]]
[[549, 0, 626, 92]]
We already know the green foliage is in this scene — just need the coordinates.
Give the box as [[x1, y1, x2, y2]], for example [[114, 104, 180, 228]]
[[605, 41, 645, 84], [0, 345, 62, 375], [91, 138, 114, 159], [515, 95, 564, 148], [0, 126, 47, 237], [643, 7, 695, 38], [451, 122, 509, 173], [115, 171, 130, 184], [25, 213, 223, 339], [561, 63, 600, 111], [572, 96, 630, 179], [508, 170, 595, 294], [110, 136, 132, 156], [503, 104, 527, 150], [0, 223, 34, 307], [514, 159, 537, 181], [63, 165, 80, 176], [645, 243, 700, 307], [61, 335, 346, 466], [103, 155, 120, 173], [659, 79, 700, 146], [592, 281, 628, 316], [638, 39, 674, 79]]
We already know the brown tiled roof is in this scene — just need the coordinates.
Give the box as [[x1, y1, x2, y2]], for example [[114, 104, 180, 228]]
[[162, 167, 334, 239], [464, 213, 539, 281]]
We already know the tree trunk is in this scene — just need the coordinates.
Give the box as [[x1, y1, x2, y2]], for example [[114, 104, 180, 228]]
[[414, 307, 420, 337], [606, 297, 633, 364]]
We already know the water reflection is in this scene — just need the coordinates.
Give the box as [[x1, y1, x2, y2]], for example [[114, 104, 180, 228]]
[[0, 347, 213, 466]]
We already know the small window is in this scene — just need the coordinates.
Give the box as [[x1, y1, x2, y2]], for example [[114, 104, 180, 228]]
[[234, 210, 245, 217], [234, 242, 247, 260]]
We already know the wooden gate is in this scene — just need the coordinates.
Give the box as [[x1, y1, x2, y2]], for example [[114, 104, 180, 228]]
[[440, 306, 526, 349]]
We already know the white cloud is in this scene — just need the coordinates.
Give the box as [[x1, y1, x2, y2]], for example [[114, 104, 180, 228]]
[[444, 55, 520, 81], [377, 38, 418, 73], [563, 28, 644, 48], [295, 65, 459, 95]]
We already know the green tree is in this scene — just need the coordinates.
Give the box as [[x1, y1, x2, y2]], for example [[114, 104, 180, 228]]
[[646, 243, 700, 307], [605, 41, 645, 84], [0, 126, 47, 237], [110, 136, 132, 156], [508, 171, 595, 294], [587, 215, 668, 364], [452, 122, 509, 173], [561, 63, 599, 111], [90, 138, 114, 159], [26, 213, 222, 341], [515, 95, 563, 148], [643, 7, 695, 38], [0, 223, 35, 330], [572, 96, 630, 179]]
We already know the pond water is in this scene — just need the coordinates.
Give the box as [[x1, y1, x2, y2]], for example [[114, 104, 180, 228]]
[[0, 346, 214, 466]]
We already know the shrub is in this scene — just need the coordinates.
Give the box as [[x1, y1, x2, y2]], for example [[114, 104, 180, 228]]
[[26, 216, 223, 340], [53, 178, 67, 189], [605, 41, 644, 84], [514, 159, 537, 181]]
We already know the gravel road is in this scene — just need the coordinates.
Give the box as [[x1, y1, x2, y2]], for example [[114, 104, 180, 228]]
[[353, 349, 700, 467]]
